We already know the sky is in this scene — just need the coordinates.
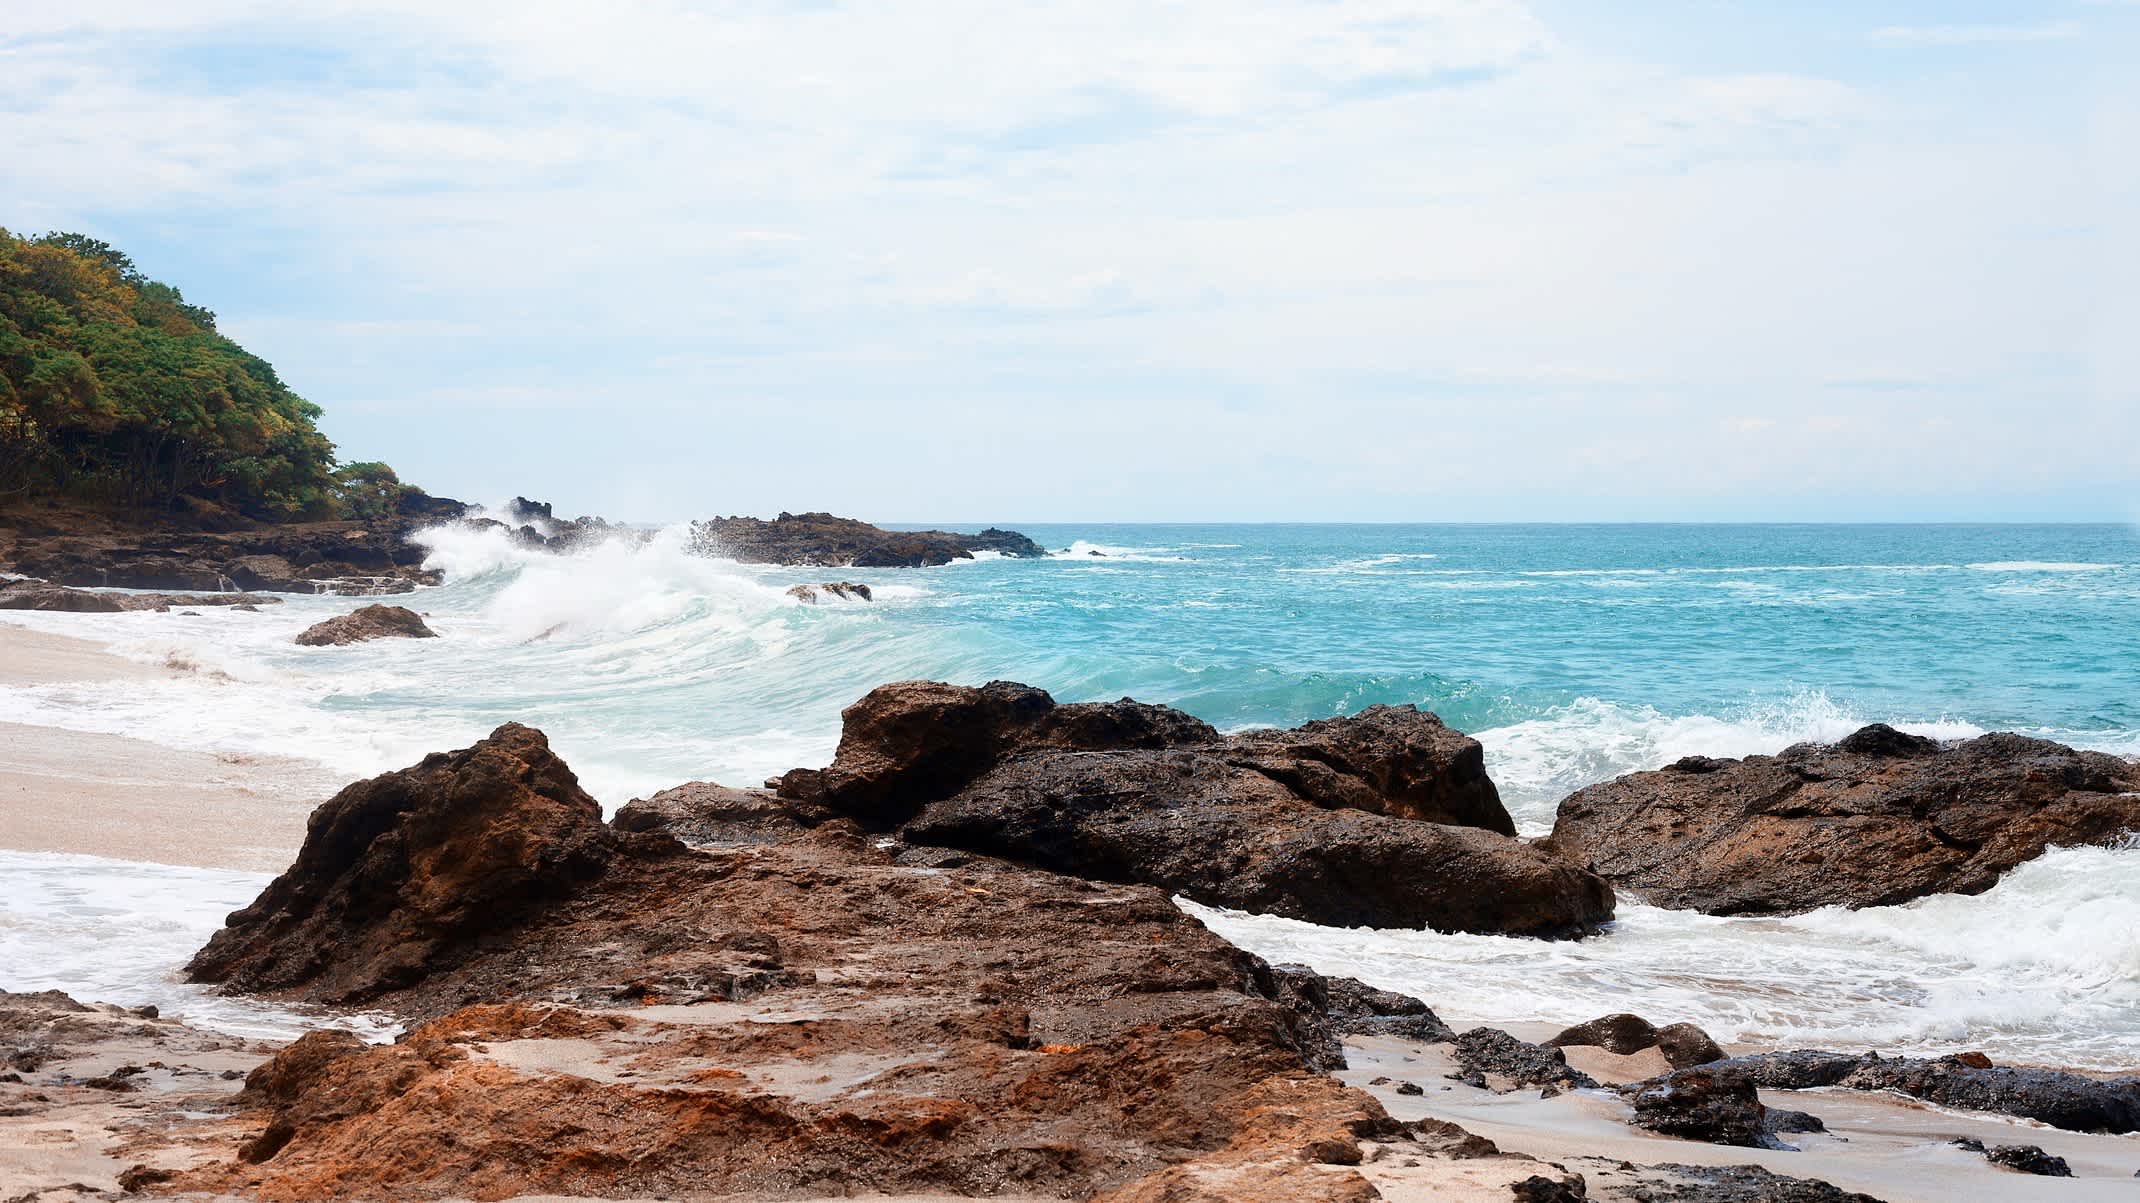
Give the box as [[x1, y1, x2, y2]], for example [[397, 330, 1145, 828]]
[[3, 1, 2135, 523]]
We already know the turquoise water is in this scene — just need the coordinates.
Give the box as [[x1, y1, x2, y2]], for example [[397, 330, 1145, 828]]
[[3, 521, 2138, 1063]]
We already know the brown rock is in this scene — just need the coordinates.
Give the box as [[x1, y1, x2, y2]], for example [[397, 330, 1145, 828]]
[[1655, 1022, 1726, 1068], [294, 603, 438, 647], [1547, 1012, 1660, 1056], [1547, 724, 2140, 914], [612, 781, 827, 845], [185, 723, 681, 1002], [778, 681, 1610, 934]]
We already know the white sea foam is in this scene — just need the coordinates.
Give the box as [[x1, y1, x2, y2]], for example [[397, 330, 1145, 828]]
[[1183, 840, 2140, 1069], [1476, 692, 1986, 832], [0, 850, 398, 1041], [1965, 561, 2120, 572], [1052, 540, 1188, 562]]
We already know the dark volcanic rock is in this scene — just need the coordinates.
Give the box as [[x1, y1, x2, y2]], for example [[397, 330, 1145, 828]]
[[294, 603, 437, 647], [1597, 1163, 1885, 1202], [185, 723, 681, 1002], [1984, 1144, 2072, 1176], [1655, 1023, 1726, 1068], [776, 680, 1612, 934], [1450, 1028, 1598, 1092], [1655, 1051, 2140, 1134], [1549, 1013, 1661, 1056], [1548, 724, 2140, 914], [1624, 1065, 1778, 1148], [1274, 968, 1457, 1045], [688, 512, 1044, 567]]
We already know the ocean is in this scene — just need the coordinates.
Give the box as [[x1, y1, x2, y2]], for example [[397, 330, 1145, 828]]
[[3, 522, 2137, 1064]]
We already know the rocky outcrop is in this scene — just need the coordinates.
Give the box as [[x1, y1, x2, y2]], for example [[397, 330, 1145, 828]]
[[0, 506, 445, 594], [771, 680, 1612, 935], [1981, 1144, 2073, 1177], [186, 723, 680, 1003], [0, 580, 278, 612], [1547, 724, 2140, 914], [173, 725, 1537, 1201], [1547, 1013, 1724, 1068], [293, 603, 438, 646], [688, 512, 1044, 567], [785, 580, 873, 603], [1644, 1050, 2140, 1134]]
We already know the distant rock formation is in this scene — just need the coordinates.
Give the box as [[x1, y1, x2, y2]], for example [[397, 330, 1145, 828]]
[[688, 512, 1044, 567], [293, 604, 438, 647], [1547, 724, 2140, 914], [0, 581, 279, 612]]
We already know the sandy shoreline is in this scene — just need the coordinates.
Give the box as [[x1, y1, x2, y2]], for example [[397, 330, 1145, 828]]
[[0, 623, 329, 872]]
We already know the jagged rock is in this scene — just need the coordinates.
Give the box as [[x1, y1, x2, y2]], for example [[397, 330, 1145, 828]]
[[1273, 968, 1456, 1047], [785, 580, 873, 604], [1649, 1051, 2140, 1134], [1984, 1144, 2072, 1176], [1449, 1028, 1598, 1093], [775, 681, 1610, 934], [1548, 724, 2140, 914], [687, 512, 1044, 567], [294, 603, 437, 647], [0, 508, 442, 594], [1590, 1163, 1884, 1202], [1624, 1065, 1779, 1149], [186, 723, 680, 1002]]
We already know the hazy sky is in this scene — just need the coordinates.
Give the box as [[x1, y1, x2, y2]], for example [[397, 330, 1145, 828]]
[[5, 2, 2134, 522]]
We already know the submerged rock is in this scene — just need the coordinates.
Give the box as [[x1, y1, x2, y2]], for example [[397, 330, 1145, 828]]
[[785, 580, 873, 604], [1547, 724, 2140, 914], [0, 581, 277, 612], [293, 603, 437, 647], [773, 680, 1612, 935]]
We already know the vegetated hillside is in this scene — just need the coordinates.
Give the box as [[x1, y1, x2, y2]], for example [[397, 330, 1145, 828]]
[[0, 229, 375, 521]]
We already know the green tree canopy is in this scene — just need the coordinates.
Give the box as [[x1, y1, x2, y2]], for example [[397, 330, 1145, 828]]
[[0, 228, 343, 518]]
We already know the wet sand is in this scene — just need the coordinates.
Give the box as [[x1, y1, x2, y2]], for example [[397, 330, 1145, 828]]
[[0, 624, 331, 872]]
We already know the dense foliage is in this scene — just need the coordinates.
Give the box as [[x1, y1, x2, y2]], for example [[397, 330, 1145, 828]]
[[0, 229, 343, 518]]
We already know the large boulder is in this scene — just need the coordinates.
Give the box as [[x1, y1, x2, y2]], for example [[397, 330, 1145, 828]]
[[294, 603, 437, 647], [775, 681, 1613, 936], [186, 723, 679, 1002], [1547, 724, 2140, 914]]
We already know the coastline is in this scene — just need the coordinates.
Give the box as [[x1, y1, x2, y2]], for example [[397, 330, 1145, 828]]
[[0, 624, 328, 872]]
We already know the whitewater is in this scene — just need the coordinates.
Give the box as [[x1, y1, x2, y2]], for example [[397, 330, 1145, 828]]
[[2, 521, 2136, 1066]]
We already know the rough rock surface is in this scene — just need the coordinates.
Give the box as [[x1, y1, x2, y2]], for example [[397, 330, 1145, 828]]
[[613, 781, 827, 846], [1448, 1027, 1600, 1093], [1581, 1162, 1886, 1202], [689, 512, 1044, 567], [171, 726, 1535, 1201], [1983, 1144, 2073, 1176], [292, 603, 438, 647], [1623, 1065, 1781, 1148], [1646, 1051, 2140, 1133], [1548, 724, 2140, 914], [1302, 972, 1458, 1044], [0, 503, 454, 594], [772, 680, 1612, 934], [186, 723, 678, 1002], [1549, 1013, 1725, 1069], [0, 580, 278, 612], [785, 580, 873, 603]]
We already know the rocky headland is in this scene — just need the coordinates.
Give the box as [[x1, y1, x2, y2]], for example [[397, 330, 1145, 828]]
[[688, 511, 1045, 567]]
